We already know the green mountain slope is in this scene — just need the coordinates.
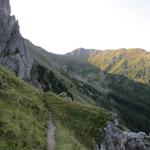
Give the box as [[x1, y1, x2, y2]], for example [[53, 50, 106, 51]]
[[25, 39, 97, 105], [64, 59, 150, 133], [89, 48, 150, 83], [61, 48, 150, 133], [24, 42, 150, 133], [45, 92, 114, 149], [0, 65, 113, 150], [0, 65, 48, 150]]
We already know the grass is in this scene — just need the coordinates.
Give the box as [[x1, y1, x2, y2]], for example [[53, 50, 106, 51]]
[[0, 65, 114, 149], [44, 92, 115, 149], [89, 48, 150, 83], [0, 65, 48, 150], [55, 123, 88, 150]]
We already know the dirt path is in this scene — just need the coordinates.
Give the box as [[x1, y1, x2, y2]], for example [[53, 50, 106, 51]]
[[47, 116, 56, 150]]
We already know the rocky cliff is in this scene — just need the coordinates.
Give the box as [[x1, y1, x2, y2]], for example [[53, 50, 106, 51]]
[[0, 0, 33, 79], [99, 121, 150, 150]]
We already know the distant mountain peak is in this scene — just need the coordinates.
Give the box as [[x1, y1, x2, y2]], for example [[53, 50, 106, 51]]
[[66, 48, 97, 56], [64, 48, 98, 63]]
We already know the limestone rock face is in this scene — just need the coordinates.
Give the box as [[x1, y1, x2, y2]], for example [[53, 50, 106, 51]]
[[99, 121, 150, 150], [0, 0, 33, 79], [0, 0, 11, 16]]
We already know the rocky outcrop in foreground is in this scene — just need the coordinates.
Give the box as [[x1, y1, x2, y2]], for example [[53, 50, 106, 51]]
[[0, 0, 33, 79], [99, 121, 150, 150]]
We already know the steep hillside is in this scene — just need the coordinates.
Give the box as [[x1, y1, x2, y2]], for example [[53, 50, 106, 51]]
[[0, 65, 114, 149], [24, 40, 150, 133], [24, 39, 62, 71], [64, 60, 150, 133], [44, 92, 114, 149], [0, 65, 48, 149], [89, 48, 150, 83], [1, 0, 150, 149], [25, 40, 98, 105]]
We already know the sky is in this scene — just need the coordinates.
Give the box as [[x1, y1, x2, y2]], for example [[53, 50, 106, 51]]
[[10, 0, 150, 54]]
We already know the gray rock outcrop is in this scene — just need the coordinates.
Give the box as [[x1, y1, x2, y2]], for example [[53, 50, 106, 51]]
[[99, 121, 150, 150], [59, 92, 73, 101], [0, 0, 33, 79]]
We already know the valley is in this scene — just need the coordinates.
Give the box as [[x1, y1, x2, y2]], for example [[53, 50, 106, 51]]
[[1, 0, 150, 150]]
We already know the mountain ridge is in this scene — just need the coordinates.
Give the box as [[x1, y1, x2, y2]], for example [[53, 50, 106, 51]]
[[25, 40, 150, 133], [88, 48, 150, 83], [1, 0, 150, 149]]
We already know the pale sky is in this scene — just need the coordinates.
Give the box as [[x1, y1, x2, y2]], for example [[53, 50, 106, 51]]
[[10, 0, 150, 54]]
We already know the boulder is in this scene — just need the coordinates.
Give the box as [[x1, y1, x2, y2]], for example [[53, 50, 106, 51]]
[[99, 121, 150, 150]]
